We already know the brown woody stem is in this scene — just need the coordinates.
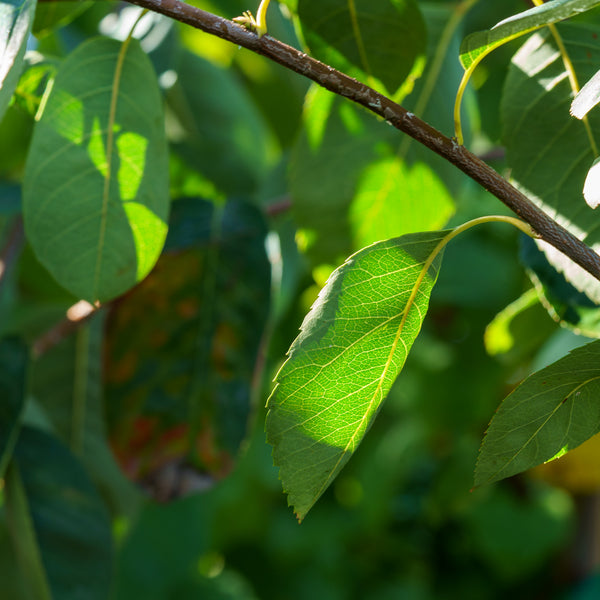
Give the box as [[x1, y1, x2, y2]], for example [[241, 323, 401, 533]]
[[124, 0, 600, 281]]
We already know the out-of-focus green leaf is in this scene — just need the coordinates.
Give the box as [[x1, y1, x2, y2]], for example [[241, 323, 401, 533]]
[[476, 340, 600, 486], [502, 23, 600, 303], [0, 337, 27, 476], [23, 37, 169, 302], [0, 0, 36, 122], [105, 198, 271, 500], [267, 231, 447, 520], [484, 288, 557, 363], [29, 313, 139, 514], [571, 68, 600, 119], [350, 158, 454, 248], [5, 427, 113, 600], [459, 0, 600, 70], [167, 50, 275, 196], [32, 0, 92, 36], [297, 0, 426, 94]]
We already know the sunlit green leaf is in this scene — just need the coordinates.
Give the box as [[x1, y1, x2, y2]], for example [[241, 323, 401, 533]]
[[5, 427, 113, 600], [476, 340, 600, 485], [459, 0, 600, 70], [23, 37, 169, 302], [0, 337, 27, 477], [267, 231, 447, 520], [350, 158, 454, 248], [0, 0, 36, 122], [297, 0, 426, 94], [501, 23, 600, 303]]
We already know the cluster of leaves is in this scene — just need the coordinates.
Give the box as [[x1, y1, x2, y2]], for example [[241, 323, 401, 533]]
[[1, 0, 600, 596]]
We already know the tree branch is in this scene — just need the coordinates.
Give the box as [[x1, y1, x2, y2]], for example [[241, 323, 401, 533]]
[[126, 0, 600, 281]]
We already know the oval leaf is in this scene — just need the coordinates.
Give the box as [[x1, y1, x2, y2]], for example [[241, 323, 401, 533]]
[[476, 340, 600, 486], [23, 36, 169, 302], [0, 0, 36, 122], [266, 231, 447, 520], [297, 0, 427, 94]]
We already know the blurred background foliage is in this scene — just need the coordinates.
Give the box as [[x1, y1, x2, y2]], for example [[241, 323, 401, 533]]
[[2, 0, 600, 598]]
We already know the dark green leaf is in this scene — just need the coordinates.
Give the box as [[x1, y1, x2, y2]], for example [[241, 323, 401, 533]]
[[267, 231, 447, 520], [29, 313, 139, 515], [502, 23, 600, 303], [105, 198, 271, 499], [32, 0, 92, 36], [297, 0, 426, 94], [0, 0, 36, 122], [0, 337, 27, 476], [23, 36, 169, 302], [168, 51, 275, 196], [476, 340, 600, 485], [5, 427, 113, 600]]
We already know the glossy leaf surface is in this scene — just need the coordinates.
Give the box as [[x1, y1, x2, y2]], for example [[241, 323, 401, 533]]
[[501, 24, 600, 302], [0, 0, 36, 121], [23, 37, 169, 302], [459, 0, 600, 69], [476, 340, 600, 485], [297, 0, 426, 94], [267, 231, 447, 520]]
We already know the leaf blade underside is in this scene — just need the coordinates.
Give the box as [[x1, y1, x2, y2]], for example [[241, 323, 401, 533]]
[[266, 231, 447, 520]]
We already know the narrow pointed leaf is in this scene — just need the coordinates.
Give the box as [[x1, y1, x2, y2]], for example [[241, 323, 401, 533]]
[[297, 0, 426, 94], [0, 337, 28, 477], [476, 340, 600, 486], [266, 231, 447, 520], [23, 37, 169, 302], [460, 0, 600, 70], [0, 0, 37, 121]]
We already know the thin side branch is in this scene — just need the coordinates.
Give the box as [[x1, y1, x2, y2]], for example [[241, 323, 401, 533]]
[[126, 0, 600, 281]]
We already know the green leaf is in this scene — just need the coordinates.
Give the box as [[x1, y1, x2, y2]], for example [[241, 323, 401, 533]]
[[167, 51, 275, 196], [476, 340, 600, 486], [459, 0, 600, 70], [0, 337, 27, 477], [297, 0, 427, 94], [571, 68, 600, 119], [350, 158, 454, 248], [5, 427, 113, 600], [266, 231, 447, 520], [29, 313, 139, 515], [32, 0, 92, 36], [23, 36, 169, 303], [501, 23, 600, 303], [105, 198, 271, 498], [0, 0, 37, 122]]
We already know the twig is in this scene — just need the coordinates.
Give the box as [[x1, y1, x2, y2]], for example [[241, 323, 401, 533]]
[[123, 0, 600, 281]]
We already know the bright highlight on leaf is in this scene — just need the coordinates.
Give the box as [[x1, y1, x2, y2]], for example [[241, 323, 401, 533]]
[[476, 340, 600, 486], [23, 36, 169, 303], [572, 69, 600, 119], [266, 232, 447, 521], [0, 0, 36, 121], [455, 0, 600, 142]]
